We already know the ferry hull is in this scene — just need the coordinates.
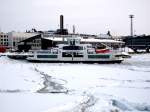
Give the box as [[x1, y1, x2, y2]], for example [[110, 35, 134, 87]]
[[27, 59, 123, 64], [7, 55, 27, 59], [7, 53, 33, 60]]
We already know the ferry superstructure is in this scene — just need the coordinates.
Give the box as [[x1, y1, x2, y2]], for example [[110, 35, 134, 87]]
[[27, 37, 123, 63]]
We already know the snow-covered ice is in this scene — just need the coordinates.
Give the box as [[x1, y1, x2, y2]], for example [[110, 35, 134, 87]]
[[0, 53, 150, 112]]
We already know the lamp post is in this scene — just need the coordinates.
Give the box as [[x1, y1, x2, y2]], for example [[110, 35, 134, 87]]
[[129, 15, 134, 37]]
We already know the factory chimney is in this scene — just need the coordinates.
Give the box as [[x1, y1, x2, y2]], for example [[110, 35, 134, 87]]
[[60, 15, 64, 30], [55, 15, 68, 35]]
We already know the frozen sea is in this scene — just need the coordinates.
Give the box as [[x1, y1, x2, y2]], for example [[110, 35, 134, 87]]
[[0, 53, 150, 112]]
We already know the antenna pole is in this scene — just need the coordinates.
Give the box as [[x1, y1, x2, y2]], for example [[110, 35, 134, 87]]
[[129, 15, 134, 37], [73, 25, 75, 34]]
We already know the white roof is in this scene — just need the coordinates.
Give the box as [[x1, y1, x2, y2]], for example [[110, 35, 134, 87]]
[[81, 38, 124, 44], [8, 32, 37, 38], [44, 37, 67, 42], [44, 37, 124, 44]]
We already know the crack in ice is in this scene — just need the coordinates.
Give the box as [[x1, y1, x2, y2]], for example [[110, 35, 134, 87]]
[[34, 67, 69, 94]]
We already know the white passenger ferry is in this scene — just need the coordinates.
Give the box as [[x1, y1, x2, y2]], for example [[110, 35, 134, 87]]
[[27, 37, 123, 63]]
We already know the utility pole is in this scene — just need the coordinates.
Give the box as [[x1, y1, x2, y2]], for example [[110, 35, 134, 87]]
[[129, 15, 134, 37]]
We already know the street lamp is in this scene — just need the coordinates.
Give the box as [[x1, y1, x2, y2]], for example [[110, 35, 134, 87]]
[[129, 15, 134, 37]]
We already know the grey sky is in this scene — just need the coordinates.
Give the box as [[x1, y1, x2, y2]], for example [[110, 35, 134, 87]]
[[0, 0, 150, 35]]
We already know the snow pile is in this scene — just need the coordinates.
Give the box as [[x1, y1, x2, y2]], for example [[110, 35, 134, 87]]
[[0, 54, 150, 112], [43, 91, 150, 112], [44, 92, 97, 112], [0, 57, 42, 92], [124, 47, 134, 53]]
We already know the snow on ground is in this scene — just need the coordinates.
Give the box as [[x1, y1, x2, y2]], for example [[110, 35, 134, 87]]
[[0, 53, 150, 112]]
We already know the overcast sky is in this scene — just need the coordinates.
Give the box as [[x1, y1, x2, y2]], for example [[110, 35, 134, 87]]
[[0, 0, 150, 35]]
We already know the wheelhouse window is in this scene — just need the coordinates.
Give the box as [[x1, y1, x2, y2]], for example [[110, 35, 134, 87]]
[[62, 52, 83, 57], [63, 46, 83, 50]]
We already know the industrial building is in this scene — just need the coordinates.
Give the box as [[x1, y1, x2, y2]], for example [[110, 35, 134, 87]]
[[16, 15, 69, 52], [0, 32, 9, 52], [7, 32, 38, 50], [123, 35, 150, 52], [0, 32, 9, 46]]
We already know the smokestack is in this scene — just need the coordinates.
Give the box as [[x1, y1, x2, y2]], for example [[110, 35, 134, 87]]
[[55, 15, 68, 35], [60, 15, 64, 30]]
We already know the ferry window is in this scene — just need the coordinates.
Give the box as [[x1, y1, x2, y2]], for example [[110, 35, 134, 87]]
[[63, 46, 83, 50], [87, 45, 92, 48], [52, 49, 58, 54], [62, 52, 72, 57], [83, 37, 88, 39], [96, 44, 106, 49], [62, 52, 83, 57], [87, 49, 94, 54], [73, 52, 83, 57], [37, 51, 51, 53], [70, 40, 75, 45]]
